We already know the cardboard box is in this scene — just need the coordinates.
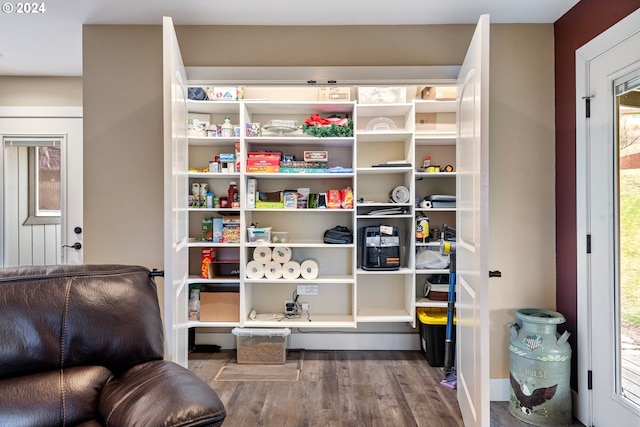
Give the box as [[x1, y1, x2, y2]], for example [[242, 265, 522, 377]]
[[415, 113, 456, 132], [222, 216, 240, 243], [246, 158, 280, 166], [204, 86, 244, 101], [304, 151, 328, 162], [246, 165, 280, 173], [201, 248, 216, 279], [212, 217, 223, 243], [246, 178, 257, 209], [199, 292, 240, 322], [202, 217, 213, 241], [246, 123, 261, 137], [318, 87, 351, 101]]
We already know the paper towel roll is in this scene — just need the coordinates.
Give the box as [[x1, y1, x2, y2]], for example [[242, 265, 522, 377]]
[[245, 260, 265, 279], [271, 246, 292, 263], [300, 259, 319, 280], [264, 260, 283, 279], [253, 246, 272, 263], [282, 260, 301, 280]]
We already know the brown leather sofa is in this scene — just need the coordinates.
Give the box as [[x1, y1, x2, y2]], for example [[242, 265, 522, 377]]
[[0, 264, 226, 427]]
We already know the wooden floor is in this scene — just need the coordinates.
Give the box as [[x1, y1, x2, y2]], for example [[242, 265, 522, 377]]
[[189, 349, 585, 427]]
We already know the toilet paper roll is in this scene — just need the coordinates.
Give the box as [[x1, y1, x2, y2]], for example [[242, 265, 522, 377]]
[[245, 260, 265, 279], [282, 260, 301, 280], [264, 260, 283, 279], [253, 246, 272, 264], [300, 259, 319, 280], [271, 246, 293, 263]]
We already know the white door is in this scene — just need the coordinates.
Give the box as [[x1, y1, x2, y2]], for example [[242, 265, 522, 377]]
[[455, 14, 490, 427], [577, 9, 640, 425], [0, 108, 83, 267], [163, 17, 190, 366]]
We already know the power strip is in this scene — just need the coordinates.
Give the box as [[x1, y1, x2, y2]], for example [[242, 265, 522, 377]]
[[284, 300, 296, 315]]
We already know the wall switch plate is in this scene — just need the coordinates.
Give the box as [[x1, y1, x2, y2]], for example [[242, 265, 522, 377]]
[[297, 284, 319, 295]]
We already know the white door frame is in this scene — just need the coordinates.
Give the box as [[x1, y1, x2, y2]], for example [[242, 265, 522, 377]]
[[0, 106, 83, 266], [576, 8, 640, 425]]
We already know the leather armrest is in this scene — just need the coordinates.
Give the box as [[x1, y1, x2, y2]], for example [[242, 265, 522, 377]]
[[98, 360, 226, 427]]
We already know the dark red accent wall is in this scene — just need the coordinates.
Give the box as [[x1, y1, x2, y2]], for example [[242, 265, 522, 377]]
[[554, 0, 640, 389]]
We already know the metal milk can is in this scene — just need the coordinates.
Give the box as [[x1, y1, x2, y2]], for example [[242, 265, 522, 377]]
[[508, 308, 572, 427]]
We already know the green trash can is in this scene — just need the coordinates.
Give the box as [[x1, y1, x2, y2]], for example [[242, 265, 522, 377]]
[[508, 308, 572, 427]]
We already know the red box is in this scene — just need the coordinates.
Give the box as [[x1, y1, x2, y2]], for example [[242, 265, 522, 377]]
[[247, 151, 281, 159], [201, 248, 216, 279], [246, 158, 280, 166]]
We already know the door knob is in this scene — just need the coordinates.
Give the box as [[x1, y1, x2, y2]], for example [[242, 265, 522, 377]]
[[74, 227, 82, 234], [63, 243, 82, 250]]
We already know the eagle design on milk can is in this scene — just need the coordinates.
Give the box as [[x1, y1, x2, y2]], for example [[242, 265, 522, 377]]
[[510, 373, 558, 416]]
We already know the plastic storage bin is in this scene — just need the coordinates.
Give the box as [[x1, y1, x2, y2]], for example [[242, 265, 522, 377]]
[[271, 231, 289, 243], [247, 227, 271, 243], [417, 307, 456, 367], [231, 328, 291, 364]]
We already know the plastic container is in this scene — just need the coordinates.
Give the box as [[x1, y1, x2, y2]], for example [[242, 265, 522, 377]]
[[221, 117, 234, 137], [228, 182, 239, 208], [417, 307, 456, 367], [247, 227, 271, 243], [271, 231, 289, 243], [232, 328, 291, 364]]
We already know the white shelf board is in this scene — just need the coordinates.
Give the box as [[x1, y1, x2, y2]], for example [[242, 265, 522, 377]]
[[415, 268, 450, 275], [245, 136, 353, 147], [244, 172, 354, 179], [415, 298, 448, 308], [188, 172, 241, 178], [187, 276, 240, 285], [245, 242, 355, 249], [245, 208, 354, 214], [188, 136, 239, 146], [188, 320, 241, 328], [244, 274, 354, 284], [356, 307, 412, 322], [188, 241, 241, 248], [356, 166, 413, 175], [356, 267, 413, 275], [414, 133, 456, 145], [414, 207, 456, 214], [356, 131, 413, 143], [244, 100, 355, 115], [415, 172, 456, 178], [243, 314, 355, 328]]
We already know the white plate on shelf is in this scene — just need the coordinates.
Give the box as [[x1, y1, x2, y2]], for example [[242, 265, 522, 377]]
[[365, 117, 397, 132]]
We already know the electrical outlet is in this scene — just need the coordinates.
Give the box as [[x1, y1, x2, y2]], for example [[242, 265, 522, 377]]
[[297, 284, 319, 295], [284, 300, 296, 314]]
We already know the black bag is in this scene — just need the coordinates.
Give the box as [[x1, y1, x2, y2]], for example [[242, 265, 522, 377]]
[[323, 226, 353, 244], [188, 87, 208, 101]]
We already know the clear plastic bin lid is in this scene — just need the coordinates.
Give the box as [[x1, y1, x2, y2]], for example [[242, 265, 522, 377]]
[[232, 327, 291, 337]]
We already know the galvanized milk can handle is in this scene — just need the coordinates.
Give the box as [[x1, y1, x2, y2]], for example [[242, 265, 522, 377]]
[[509, 322, 520, 339], [557, 330, 571, 345]]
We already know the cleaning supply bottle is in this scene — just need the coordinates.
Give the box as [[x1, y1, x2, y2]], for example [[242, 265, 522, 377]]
[[221, 117, 234, 137], [228, 181, 239, 208]]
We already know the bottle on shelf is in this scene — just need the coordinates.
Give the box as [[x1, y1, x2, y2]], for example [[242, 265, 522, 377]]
[[221, 117, 234, 137], [228, 181, 239, 208]]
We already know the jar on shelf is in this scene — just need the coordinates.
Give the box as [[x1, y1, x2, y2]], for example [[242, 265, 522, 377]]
[[228, 181, 239, 208], [221, 117, 234, 137]]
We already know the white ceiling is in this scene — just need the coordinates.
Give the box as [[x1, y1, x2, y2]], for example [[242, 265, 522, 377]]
[[0, 0, 580, 76]]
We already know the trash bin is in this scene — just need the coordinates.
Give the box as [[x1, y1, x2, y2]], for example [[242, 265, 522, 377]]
[[508, 308, 572, 427], [417, 307, 455, 367]]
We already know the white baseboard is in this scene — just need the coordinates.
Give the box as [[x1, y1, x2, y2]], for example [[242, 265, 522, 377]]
[[195, 331, 421, 351], [490, 378, 510, 401]]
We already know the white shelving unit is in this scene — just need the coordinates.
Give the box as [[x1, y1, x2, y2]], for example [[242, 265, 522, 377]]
[[181, 88, 458, 331]]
